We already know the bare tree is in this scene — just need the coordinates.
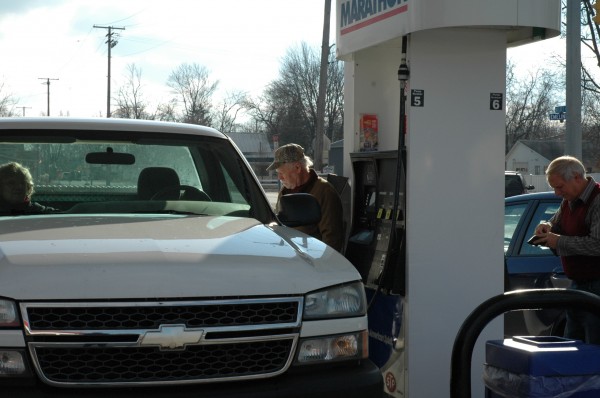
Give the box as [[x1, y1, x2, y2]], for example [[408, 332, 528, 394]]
[[245, 42, 344, 155], [155, 99, 179, 122], [245, 80, 311, 149], [212, 90, 247, 133], [505, 61, 561, 152], [582, 1, 600, 69], [113, 64, 149, 119], [243, 90, 283, 134], [582, 88, 600, 158], [167, 63, 218, 126], [579, 0, 600, 95], [576, 0, 600, 111], [573, 0, 600, 160], [325, 49, 344, 142], [280, 42, 321, 142], [0, 81, 17, 117]]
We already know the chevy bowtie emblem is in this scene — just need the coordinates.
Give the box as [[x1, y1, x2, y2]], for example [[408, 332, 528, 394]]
[[139, 324, 204, 350]]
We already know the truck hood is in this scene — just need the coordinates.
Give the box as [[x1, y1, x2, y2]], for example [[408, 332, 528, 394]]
[[0, 215, 359, 300]]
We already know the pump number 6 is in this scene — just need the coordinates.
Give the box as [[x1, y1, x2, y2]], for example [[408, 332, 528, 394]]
[[490, 93, 503, 110]]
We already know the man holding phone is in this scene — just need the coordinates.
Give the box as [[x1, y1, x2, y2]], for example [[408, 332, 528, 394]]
[[533, 155, 600, 343]]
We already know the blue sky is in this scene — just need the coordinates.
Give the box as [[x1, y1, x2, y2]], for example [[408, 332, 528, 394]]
[[0, 0, 335, 117], [0, 0, 568, 119]]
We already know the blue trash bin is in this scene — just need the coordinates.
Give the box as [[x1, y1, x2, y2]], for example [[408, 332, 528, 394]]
[[484, 336, 600, 397]]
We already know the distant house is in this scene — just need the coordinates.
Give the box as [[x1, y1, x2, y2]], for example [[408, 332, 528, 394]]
[[226, 132, 273, 177], [506, 140, 600, 174]]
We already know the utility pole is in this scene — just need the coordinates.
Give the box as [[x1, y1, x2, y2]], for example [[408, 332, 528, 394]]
[[38, 78, 58, 116], [94, 25, 125, 118], [315, 0, 331, 172], [565, 0, 581, 158], [17, 106, 31, 117]]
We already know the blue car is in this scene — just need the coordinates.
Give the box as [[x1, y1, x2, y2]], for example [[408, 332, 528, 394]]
[[504, 191, 570, 336]]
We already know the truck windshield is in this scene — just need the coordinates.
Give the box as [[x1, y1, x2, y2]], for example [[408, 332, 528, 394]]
[[0, 130, 271, 222]]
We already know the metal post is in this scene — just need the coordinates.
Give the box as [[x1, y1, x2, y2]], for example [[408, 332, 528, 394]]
[[38, 78, 58, 116], [107, 26, 112, 118], [93, 25, 125, 118], [566, 0, 582, 158], [315, 0, 331, 171]]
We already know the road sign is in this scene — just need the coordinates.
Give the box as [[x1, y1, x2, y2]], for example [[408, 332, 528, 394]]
[[554, 105, 566, 113], [549, 113, 566, 121]]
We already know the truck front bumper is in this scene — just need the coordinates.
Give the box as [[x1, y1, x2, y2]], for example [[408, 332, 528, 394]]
[[4, 360, 383, 398]]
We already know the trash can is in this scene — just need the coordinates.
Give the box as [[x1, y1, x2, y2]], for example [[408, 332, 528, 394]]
[[484, 336, 600, 397]]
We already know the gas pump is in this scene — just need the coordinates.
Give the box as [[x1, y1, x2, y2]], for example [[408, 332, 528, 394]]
[[335, 1, 559, 395], [345, 150, 406, 294], [345, 150, 407, 395], [344, 38, 409, 396]]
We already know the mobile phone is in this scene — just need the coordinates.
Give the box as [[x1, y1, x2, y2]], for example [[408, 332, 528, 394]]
[[527, 235, 543, 246]]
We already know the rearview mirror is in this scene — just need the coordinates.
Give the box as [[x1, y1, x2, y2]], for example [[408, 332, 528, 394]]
[[86, 148, 135, 165]]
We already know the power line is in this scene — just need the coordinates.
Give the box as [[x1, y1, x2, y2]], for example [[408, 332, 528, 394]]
[[38, 78, 59, 116], [54, 27, 95, 76], [93, 25, 125, 118]]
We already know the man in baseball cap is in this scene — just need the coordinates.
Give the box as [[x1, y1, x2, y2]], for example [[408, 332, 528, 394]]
[[266, 143, 306, 172], [267, 143, 344, 252]]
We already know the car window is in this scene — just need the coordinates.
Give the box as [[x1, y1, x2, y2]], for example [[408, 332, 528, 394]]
[[0, 131, 272, 222], [505, 174, 524, 197], [223, 164, 246, 204], [517, 202, 560, 256], [504, 203, 528, 253]]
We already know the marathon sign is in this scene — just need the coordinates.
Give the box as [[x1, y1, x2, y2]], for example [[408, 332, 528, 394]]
[[339, 0, 408, 35], [336, 0, 561, 58]]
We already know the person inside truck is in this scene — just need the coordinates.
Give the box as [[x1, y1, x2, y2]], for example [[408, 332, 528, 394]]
[[267, 143, 344, 252], [0, 161, 57, 215]]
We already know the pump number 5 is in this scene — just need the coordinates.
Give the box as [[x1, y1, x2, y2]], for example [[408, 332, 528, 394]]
[[411, 89, 424, 107], [490, 93, 503, 110]]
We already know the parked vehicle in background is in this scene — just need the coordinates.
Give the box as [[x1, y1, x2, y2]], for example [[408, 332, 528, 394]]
[[0, 118, 382, 398], [504, 191, 569, 337], [505, 171, 535, 197]]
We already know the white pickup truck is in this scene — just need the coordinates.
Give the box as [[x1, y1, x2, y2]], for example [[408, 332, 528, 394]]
[[0, 118, 382, 397]]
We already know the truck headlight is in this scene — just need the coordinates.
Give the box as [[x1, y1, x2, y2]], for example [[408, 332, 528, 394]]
[[0, 299, 18, 328], [303, 282, 366, 319], [296, 331, 368, 363]]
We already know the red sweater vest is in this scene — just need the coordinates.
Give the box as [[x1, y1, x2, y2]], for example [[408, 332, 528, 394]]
[[559, 183, 600, 282]]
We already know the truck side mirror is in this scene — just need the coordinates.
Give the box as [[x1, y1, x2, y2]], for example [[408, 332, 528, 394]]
[[277, 193, 321, 227]]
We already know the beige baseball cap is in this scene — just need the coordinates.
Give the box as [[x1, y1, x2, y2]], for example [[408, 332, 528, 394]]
[[266, 143, 306, 171]]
